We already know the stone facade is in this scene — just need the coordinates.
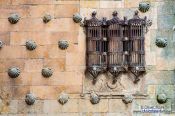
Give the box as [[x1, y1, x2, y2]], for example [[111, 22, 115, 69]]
[[0, 0, 175, 116]]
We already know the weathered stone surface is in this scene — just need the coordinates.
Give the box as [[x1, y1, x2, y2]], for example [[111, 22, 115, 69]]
[[79, 99, 108, 113]]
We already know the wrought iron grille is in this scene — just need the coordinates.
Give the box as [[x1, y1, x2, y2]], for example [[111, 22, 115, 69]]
[[128, 11, 146, 83], [84, 11, 151, 84]]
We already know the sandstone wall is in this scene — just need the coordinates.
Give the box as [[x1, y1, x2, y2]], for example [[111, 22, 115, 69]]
[[0, 0, 174, 116]]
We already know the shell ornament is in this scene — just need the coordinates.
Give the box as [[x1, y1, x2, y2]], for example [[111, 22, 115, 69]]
[[58, 40, 69, 50], [43, 14, 52, 23], [157, 94, 167, 104], [139, 2, 150, 13], [8, 13, 20, 24], [90, 92, 100, 104], [8, 67, 20, 78], [25, 93, 36, 105], [26, 40, 37, 51], [0, 40, 3, 49], [155, 38, 167, 48], [73, 13, 82, 23], [58, 93, 69, 105], [122, 94, 133, 104], [42, 68, 53, 78]]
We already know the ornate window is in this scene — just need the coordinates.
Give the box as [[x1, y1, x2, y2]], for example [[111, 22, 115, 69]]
[[84, 11, 151, 84]]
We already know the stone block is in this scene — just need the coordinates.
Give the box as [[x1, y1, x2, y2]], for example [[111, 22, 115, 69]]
[[55, 4, 79, 18], [0, 46, 23, 59], [43, 99, 78, 113], [53, 0, 79, 4], [124, 0, 142, 8], [0, 5, 29, 18], [109, 99, 131, 112], [0, 32, 10, 46], [12, 0, 53, 5], [156, 85, 174, 99], [0, 0, 11, 5], [66, 53, 85, 66], [145, 51, 156, 66], [43, 58, 65, 72], [145, 71, 174, 85], [78, 99, 108, 112], [17, 100, 43, 114], [28, 5, 54, 18], [100, 1, 124, 8], [80, 1, 100, 8], [12, 86, 30, 100], [24, 59, 43, 72]]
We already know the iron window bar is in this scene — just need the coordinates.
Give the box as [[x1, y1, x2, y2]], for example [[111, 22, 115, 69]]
[[128, 11, 147, 83], [84, 11, 108, 84], [107, 11, 126, 84]]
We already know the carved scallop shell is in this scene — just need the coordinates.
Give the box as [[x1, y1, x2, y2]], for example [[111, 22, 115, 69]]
[[157, 93, 167, 104], [90, 92, 100, 104], [42, 68, 53, 78], [43, 14, 52, 23], [0, 40, 3, 48], [73, 13, 82, 23], [58, 40, 69, 50], [58, 93, 69, 105], [155, 38, 167, 48], [8, 67, 20, 78], [25, 93, 36, 105], [8, 13, 20, 24], [122, 94, 133, 104], [139, 2, 150, 13], [26, 40, 37, 51], [173, 25, 175, 31]]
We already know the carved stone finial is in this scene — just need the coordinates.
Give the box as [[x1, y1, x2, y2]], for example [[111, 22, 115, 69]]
[[122, 94, 133, 104], [155, 38, 167, 48], [0, 40, 3, 49], [25, 93, 36, 105], [88, 65, 102, 84], [90, 91, 100, 104], [8, 67, 20, 78], [8, 13, 20, 24], [139, 2, 150, 13], [58, 92, 69, 105], [58, 40, 69, 50], [43, 14, 52, 23], [26, 40, 37, 51], [73, 13, 82, 23], [157, 94, 167, 104], [42, 68, 53, 78], [92, 11, 97, 17], [112, 11, 118, 17]]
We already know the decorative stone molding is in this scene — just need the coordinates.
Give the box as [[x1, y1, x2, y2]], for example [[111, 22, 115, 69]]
[[139, 2, 150, 13], [157, 94, 167, 104], [0, 40, 3, 48], [42, 68, 53, 78], [90, 92, 100, 104], [26, 40, 37, 51], [58, 40, 69, 50], [25, 93, 36, 105], [8, 13, 20, 24], [122, 94, 133, 104], [73, 13, 82, 23], [155, 38, 167, 48], [58, 92, 69, 105], [8, 67, 20, 78], [43, 14, 52, 23]]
